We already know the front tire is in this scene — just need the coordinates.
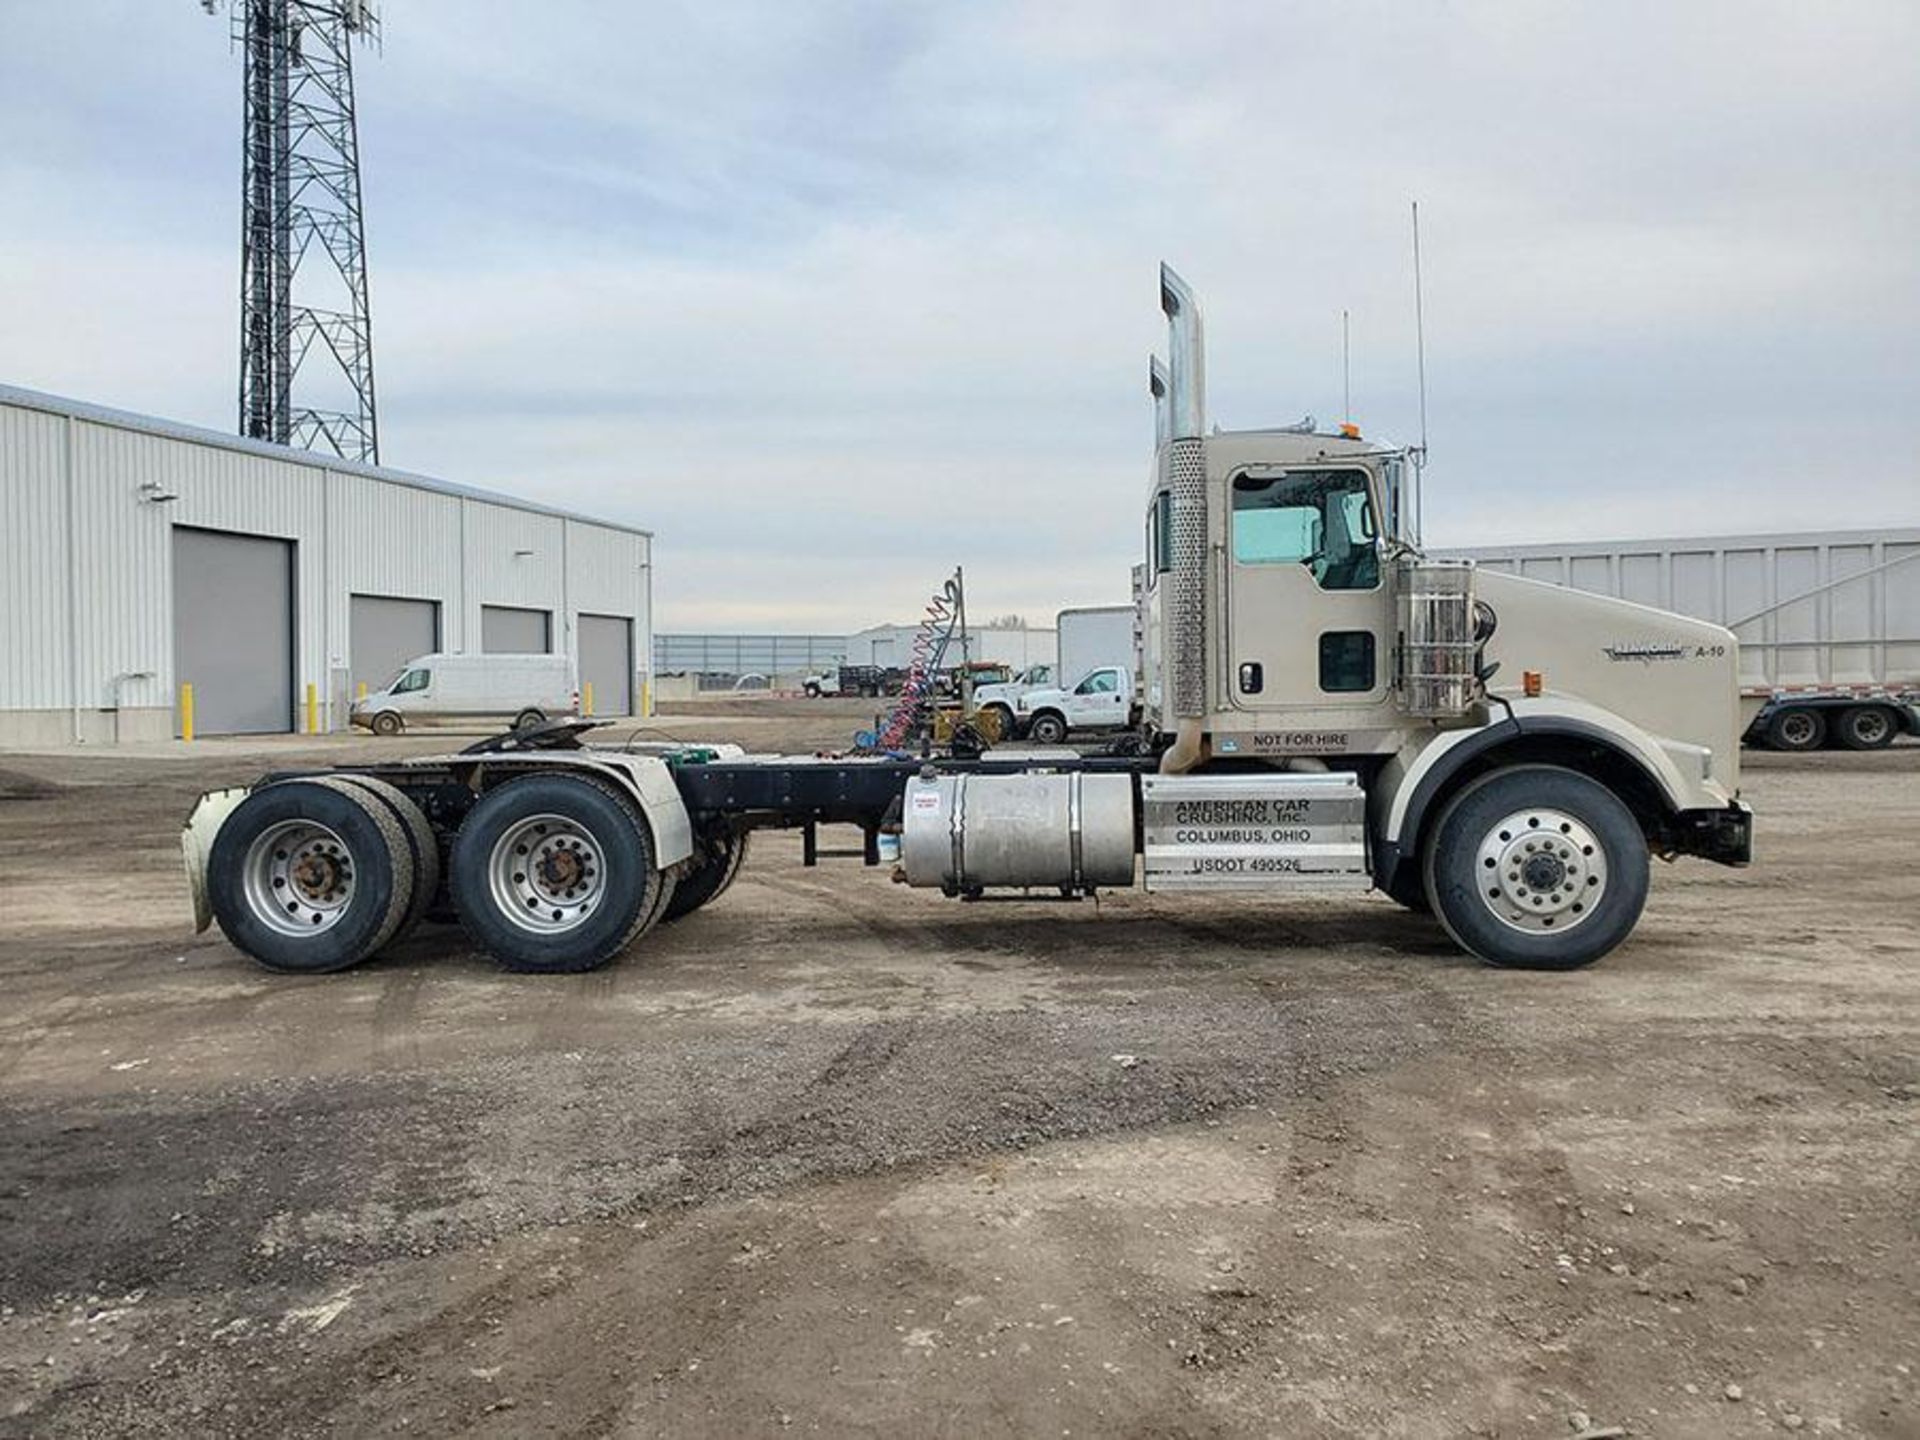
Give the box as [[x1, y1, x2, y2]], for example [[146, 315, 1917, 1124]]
[[370, 711, 403, 737], [1423, 765, 1648, 970], [1029, 711, 1068, 745], [449, 774, 662, 973], [1765, 705, 1825, 752], [1836, 705, 1896, 751]]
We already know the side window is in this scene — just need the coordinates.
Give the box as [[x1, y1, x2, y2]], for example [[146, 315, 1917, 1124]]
[[1076, 669, 1118, 695], [1146, 491, 1173, 585], [1231, 469, 1380, 591], [394, 668, 430, 694], [1319, 632, 1376, 693]]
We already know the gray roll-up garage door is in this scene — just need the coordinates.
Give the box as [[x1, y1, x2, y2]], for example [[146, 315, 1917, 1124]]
[[350, 594, 440, 695], [172, 526, 293, 735], [481, 604, 551, 653], [578, 613, 633, 715]]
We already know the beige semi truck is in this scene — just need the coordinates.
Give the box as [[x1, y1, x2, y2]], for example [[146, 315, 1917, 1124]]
[[183, 266, 1752, 976]]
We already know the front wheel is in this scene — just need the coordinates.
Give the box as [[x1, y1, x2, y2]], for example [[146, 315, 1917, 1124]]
[[1028, 712, 1068, 745], [370, 711, 403, 737], [449, 774, 664, 973], [1423, 765, 1648, 970]]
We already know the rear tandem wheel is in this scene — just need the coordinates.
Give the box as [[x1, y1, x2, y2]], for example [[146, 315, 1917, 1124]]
[[448, 773, 669, 973], [207, 779, 415, 973]]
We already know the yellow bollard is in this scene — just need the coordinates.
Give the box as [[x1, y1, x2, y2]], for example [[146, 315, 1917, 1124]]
[[640, 678, 651, 718], [180, 682, 195, 742], [306, 682, 319, 735], [583, 681, 595, 717], [356, 680, 368, 702]]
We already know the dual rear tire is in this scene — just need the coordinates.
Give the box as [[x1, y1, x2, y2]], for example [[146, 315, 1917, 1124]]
[[208, 779, 419, 974], [448, 774, 671, 973]]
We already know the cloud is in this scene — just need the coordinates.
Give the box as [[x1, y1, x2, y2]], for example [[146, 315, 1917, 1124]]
[[1, 0, 1915, 631]]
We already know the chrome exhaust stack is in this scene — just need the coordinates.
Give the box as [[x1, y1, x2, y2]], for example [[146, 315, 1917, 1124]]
[[1160, 264, 1206, 439], [1149, 355, 1171, 449], [1157, 264, 1210, 742]]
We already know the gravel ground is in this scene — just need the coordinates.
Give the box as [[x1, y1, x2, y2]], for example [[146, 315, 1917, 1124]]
[[0, 710, 1915, 1437]]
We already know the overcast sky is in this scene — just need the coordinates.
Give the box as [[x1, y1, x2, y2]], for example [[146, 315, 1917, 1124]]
[[2, 1, 1915, 632]]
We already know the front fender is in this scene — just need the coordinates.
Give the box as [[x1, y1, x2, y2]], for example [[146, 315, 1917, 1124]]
[[1378, 694, 1724, 861]]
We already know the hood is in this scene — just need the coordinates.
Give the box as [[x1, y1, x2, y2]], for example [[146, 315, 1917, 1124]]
[[1476, 569, 1744, 791]]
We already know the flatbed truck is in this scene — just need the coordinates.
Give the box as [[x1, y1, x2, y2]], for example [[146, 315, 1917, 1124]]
[[184, 266, 1753, 975]]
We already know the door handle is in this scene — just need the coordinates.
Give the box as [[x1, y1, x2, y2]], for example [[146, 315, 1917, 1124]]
[[1238, 662, 1263, 694]]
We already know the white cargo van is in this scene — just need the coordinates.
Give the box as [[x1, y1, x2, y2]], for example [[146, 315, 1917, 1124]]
[[352, 653, 576, 736]]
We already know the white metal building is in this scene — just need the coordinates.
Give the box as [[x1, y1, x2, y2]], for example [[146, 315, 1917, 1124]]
[[1, 384, 653, 744]]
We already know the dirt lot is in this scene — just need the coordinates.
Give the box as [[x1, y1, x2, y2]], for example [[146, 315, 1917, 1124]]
[[1, 705, 1915, 1438]]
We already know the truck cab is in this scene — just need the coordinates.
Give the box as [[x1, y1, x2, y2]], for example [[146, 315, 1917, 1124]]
[[1139, 265, 1750, 962]]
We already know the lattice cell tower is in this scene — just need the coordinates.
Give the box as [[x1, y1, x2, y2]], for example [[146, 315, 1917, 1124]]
[[208, 0, 381, 463]]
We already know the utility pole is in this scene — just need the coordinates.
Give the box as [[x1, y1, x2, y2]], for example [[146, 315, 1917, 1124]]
[[215, 1, 381, 463]]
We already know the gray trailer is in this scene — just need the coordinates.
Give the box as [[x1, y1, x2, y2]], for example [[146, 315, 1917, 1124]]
[[1453, 530, 1920, 751]]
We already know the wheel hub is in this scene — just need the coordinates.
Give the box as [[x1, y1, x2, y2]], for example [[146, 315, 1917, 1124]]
[[1474, 807, 1609, 934], [489, 814, 607, 933], [244, 820, 356, 937]]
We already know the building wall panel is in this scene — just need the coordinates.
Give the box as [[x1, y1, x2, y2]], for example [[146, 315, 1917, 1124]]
[[0, 405, 72, 709], [328, 471, 465, 663]]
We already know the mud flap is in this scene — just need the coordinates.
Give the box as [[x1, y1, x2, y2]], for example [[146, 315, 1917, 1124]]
[[181, 787, 250, 932]]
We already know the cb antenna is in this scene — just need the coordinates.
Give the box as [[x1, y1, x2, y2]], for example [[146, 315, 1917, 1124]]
[[1341, 307, 1351, 426], [1410, 199, 1429, 545]]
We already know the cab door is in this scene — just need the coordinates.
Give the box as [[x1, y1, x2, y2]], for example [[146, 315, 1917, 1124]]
[[1224, 466, 1392, 716], [1065, 667, 1129, 728]]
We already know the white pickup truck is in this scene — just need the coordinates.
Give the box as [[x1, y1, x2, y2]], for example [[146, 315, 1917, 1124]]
[[970, 663, 1055, 737], [1013, 665, 1137, 744]]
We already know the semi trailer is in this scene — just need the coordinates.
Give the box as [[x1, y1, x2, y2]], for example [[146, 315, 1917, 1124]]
[[183, 265, 1752, 977], [1457, 532, 1920, 751]]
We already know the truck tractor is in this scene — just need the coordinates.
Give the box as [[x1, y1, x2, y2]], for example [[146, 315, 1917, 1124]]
[[183, 265, 1751, 976]]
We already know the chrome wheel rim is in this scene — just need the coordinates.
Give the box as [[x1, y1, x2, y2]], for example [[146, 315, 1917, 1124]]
[[1474, 807, 1608, 934], [244, 820, 356, 937], [488, 813, 606, 934]]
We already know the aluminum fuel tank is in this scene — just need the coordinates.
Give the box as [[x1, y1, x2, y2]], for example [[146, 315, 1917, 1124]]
[[900, 771, 1136, 893]]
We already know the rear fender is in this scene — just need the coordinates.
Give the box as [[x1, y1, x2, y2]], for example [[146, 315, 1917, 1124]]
[[462, 753, 694, 870]]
